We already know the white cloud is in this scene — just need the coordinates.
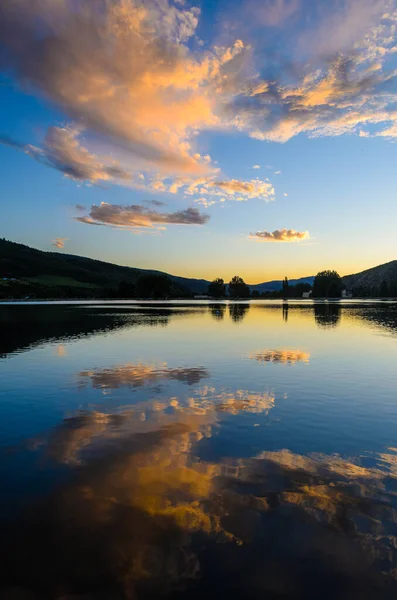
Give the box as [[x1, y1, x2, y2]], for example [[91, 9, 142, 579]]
[[194, 198, 217, 208]]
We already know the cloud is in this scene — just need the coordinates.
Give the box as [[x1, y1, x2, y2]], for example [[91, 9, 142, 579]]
[[253, 0, 300, 27], [209, 179, 275, 201], [195, 198, 217, 208], [284, 192, 288, 196], [156, 176, 275, 201], [252, 164, 261, 169], [0, 127, 132, 184], [1, 0, 397, 200], [144, 199, 167, 208], [76, 202, 209, 229], [52, 237, 68, 249], [274, 170, 282, 175], [298, 0, 390, 58], [0, 0, 250, 178], [249, 229, 310, 241]]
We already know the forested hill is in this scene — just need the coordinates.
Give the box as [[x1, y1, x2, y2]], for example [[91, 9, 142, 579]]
[[343, 261, 397, 295], [0, 238, 210, 297]]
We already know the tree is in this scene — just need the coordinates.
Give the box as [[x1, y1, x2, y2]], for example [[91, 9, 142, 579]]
[[135, 274, 171, 299], [208, 278, 226, 298], [251, 290, 260, 299], [228, 275, 250, 299], [289, 283, 312, 299], [312, 270, 343, 298], [389, 280, 397, 298], [380, 280, 389, 298], [282, 276, 289, 300], [118, 280, 135, 298]]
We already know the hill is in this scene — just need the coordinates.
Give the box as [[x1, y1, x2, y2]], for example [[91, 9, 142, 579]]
[[0, 238, 207, 297], [249, 276, 315, 294], [343, 261, 397, 294], [5, 238, 395, 299], [0, 238, 316, 298]]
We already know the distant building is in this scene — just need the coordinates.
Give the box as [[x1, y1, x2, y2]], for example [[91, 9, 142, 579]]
[[342, 289, 353, 299], [302, 291, 312, 299]]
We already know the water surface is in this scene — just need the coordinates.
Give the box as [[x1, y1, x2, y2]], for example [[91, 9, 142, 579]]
[[1, 301, 397, 599]]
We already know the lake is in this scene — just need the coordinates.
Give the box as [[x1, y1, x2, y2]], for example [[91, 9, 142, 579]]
[[1, 300, 397, 599]]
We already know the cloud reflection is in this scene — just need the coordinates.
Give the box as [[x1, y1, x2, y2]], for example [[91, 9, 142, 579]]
[[5, 388, 397, 598], [250, 349, 310, 365], [79, 363, 210, 390]]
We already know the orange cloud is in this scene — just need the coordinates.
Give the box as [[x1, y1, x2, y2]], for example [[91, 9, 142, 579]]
[[52, 237, 68, 249], [1, 0, 397, 196], [76, 203, 209, 230], [0, 0, 250, 179], [249, 229, 310, 242]]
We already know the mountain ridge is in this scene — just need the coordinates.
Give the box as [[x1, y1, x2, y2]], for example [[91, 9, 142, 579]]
[[1, 238, 396, 297], [0, 238, 314, 294], [342, 260, 397, 292]]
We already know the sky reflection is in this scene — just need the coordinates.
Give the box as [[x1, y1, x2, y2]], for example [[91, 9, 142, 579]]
[[1, 302, 397, 598]]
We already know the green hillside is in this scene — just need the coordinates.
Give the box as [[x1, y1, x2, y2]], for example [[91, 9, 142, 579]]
[[0, 238, 210, 298]]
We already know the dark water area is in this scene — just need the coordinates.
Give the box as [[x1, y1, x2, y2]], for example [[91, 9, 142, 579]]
[[1, 300, 397, 599]]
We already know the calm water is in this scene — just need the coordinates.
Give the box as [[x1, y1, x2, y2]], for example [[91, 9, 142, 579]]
[[1, 300, 397, 599]]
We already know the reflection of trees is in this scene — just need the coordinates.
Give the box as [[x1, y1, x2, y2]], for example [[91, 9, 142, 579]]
[[229, 303, 250, 323], [210, 304, 226, 321], [4, 390, 397, 598], [351, 304, 397, 335], [282, 303, 288, 323], [314, 303, 342, 329], [0, 305, 173, 358]]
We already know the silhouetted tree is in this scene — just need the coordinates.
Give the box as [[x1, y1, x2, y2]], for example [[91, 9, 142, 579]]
[[390, 280, 397, 298], [208, 278, 226, 298], [228, 275, 250, 299], [289, 283, 312, 298], [312, 270, 343, 298], [251, 290, 260, 299], [380, 280, 389, 298], [135, 274, 171, 299], [118, 280, 135, 298], [282, 277, 289, 300]]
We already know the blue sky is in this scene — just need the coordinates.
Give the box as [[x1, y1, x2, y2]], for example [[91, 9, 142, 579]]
[[1, 0, 397, 282]]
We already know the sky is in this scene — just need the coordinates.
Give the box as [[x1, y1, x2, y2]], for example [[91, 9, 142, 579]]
[[1, 0, 397, 283]]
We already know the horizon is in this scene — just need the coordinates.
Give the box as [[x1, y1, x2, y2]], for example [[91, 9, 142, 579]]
[[1, 0, 397, 280], [3, 236, 395, 286]]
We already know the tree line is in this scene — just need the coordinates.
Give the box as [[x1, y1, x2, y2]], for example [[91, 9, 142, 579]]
[[207, 276, 312, 299], [208, 270, 397, 299]]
